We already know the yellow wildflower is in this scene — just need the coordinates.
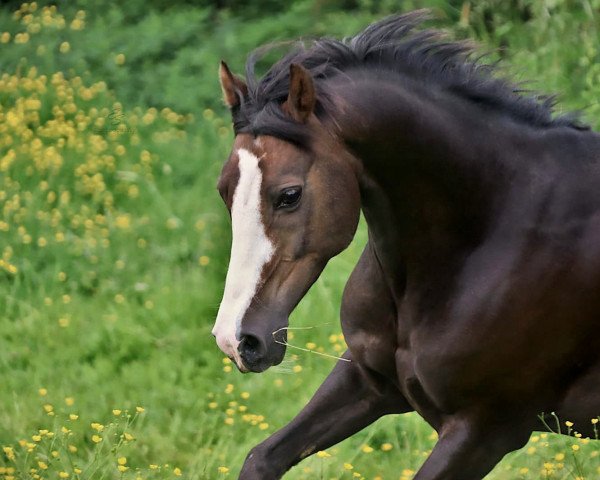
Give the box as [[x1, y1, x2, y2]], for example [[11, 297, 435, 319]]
[[3, 446, 15, 461], [90, 422, 104, 431]]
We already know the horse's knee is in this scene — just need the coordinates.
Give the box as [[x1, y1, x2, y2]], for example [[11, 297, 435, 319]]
[[239, 445, 282, 480]]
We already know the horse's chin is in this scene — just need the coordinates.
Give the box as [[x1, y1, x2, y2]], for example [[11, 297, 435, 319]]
[[238, 347, 286, 374]]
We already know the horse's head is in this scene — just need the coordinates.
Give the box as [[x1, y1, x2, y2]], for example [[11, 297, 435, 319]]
[[212, 61, 360, 372]]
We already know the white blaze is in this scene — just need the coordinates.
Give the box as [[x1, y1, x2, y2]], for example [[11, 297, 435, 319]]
[[212, 148, 274, 366]]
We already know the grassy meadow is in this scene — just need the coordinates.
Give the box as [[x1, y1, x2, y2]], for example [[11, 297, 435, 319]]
[[1, 1, 600, 479]]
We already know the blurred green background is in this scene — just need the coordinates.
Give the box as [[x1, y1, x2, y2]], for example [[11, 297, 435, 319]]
[[1, 1, 599, 479]]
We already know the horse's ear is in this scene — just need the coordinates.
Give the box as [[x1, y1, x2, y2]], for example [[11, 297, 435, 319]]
[[219, 61, 247, 109], [285, 63, 315, 123]]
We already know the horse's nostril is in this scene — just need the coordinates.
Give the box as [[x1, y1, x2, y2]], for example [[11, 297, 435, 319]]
[[240, 334, 260, 352], [238, 334, 263, 365]]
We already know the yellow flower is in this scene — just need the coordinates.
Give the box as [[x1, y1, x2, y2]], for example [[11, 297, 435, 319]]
[[240, 391, 250, 399], [70, 18, 84, 30], [592, 418, 599, 424], [68, 445, 77, 453], [572, 444, 580, 451], [69, 414, 79, 420], [565, 421, 574, 428], [32, 435, 42, 442], [58, 472, 69, 479], [344, 463, 353, 470], [38, 388, 48, 396], [149, 464, 159, 470], [123, 432, 135, 441], [38, 462, 48, 470], [115, 214, 131, 229], [258, 422, 269, 430], [64, 397, 74, 406], [117, 466, 128, 472], [91, 435, 102, 443], [118, 457, 127, 465], [3, 446, 15, 461], [136, 406, 145, 413], [199, 255, 210, 266], [115, 54, 125, 65], [113, 409, 122, 416], [217, 466, 229, 474], [361, 445, 374, 453], [90, 422, 104, 431], [381, 443, 393, 451], [174, 467, 182, 476], [293, 365, 303, 373], [59, 41, 70, 53]]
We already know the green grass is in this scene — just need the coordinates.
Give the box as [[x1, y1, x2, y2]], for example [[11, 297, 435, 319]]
[[1, 1, 600, 479]]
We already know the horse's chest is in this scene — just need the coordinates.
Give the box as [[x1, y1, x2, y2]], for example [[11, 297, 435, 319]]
[[344, 327, 398, 377]]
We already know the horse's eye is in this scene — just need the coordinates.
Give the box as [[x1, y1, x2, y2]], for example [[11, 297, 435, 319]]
[[275, 187, 302, 209]]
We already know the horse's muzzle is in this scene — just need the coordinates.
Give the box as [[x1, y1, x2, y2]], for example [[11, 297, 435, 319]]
[[237, 332, 285, 373]]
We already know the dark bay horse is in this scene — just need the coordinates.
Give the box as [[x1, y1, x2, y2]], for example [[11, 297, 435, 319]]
[[211, 12, 600, 479]]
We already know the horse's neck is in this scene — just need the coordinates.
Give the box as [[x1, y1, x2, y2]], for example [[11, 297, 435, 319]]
[[331, 78, 523, 292]]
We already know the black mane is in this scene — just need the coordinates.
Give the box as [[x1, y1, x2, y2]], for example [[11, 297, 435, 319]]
[[233, 11, 588, 145]]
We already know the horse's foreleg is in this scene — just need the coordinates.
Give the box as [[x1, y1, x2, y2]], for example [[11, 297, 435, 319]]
[[238, 351, 413, 480], [413, 416, 531, 480]]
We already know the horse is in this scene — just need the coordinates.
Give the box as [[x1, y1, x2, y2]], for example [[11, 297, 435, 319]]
[[211, 11, 600, 479]]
